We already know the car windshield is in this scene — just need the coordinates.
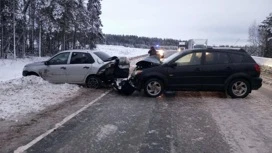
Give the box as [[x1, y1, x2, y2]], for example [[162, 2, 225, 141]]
[[93, 51, 112, 62], [163, 52, 181, 64]]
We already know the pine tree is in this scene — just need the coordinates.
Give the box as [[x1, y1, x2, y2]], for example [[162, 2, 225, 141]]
[[87, 0, 103, 49], [259, 13, 272, 57]]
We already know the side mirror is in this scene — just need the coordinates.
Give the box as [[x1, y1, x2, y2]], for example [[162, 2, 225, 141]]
[[44, 61, 49, 65], [168, 63, 177, 68]]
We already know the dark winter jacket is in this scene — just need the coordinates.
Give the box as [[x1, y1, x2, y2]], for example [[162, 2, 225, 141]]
[[148, 47, 157, 56]]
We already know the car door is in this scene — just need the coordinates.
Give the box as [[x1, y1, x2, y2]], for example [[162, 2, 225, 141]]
[[201, 51, 232, 90], [66, 52, 95, 83], [167, 51, 203, 90], [43, 52, 70, 83]]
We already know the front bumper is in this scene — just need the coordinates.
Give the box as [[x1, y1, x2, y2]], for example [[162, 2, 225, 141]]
[[251, 77, 262, 90], [129, 75, 143, 90]]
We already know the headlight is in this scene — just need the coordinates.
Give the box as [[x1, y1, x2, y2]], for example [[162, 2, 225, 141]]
[[157, 50, 164, 56], [97, 63, 113, 75]]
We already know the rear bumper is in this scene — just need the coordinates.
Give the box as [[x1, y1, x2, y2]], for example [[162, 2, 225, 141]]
[[251, 77, 262, 90]]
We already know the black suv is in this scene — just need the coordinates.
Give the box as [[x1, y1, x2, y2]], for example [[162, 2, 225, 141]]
[[130, 48, 262, 98]]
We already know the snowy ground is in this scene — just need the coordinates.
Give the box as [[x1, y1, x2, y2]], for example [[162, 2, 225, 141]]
[[0, 57, 49, 82], [252, 56, 272, 67], [0, 45, 147, 121], [95, 44, 147, 58], [0, 76, 80, 121]]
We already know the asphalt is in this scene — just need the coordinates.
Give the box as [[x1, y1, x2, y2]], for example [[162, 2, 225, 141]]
[[26, 91, 231, 153]]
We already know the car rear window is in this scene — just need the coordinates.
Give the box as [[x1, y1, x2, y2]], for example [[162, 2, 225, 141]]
[[93, 52, 111, 62], [70, 52, 94, 64]]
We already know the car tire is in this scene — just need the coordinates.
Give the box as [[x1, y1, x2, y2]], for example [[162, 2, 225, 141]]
[[144, 78, 164, 97], [227, 79, 250, 98], [86, 76, 101, 89]]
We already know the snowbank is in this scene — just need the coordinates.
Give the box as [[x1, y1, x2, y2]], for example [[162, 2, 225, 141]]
[[0, 57, 49, 82], [252, 56, 272, 67], [95, 44, 147, 58], [0, 76, 80, 121]]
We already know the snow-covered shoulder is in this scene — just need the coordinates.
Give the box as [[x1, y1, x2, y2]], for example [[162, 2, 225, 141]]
[[252, 56, 272, 67], [0, 76, 80, 121], [0, 57, 49, 82]]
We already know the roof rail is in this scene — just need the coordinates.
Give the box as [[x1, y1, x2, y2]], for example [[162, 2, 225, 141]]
[[207, 47, 213, 49]]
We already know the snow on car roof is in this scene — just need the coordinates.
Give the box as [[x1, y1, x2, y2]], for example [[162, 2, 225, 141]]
[[58, 49, 92, 53]]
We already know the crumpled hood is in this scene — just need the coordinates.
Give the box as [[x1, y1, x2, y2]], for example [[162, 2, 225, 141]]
[[25, 61, 45, 67], [136, 56, 161, 66]]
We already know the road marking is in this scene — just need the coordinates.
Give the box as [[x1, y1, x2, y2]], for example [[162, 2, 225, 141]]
[[14, 90, 112, 153]]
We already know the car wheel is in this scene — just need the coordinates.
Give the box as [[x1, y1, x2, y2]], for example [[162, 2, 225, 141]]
[[227, 79, 250, 98], [86, 76, 101, 89], [144, 78, 164, 97]]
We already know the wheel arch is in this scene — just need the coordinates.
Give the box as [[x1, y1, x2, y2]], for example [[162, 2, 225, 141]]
[[24, 71, 39, 77], [224, 73, 252, 92], [141, 74, 167, 89], [85, 74, 99, 84]]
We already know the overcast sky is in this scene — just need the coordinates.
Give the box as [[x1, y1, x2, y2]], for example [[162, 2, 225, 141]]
[[101, 0, 272, 46]]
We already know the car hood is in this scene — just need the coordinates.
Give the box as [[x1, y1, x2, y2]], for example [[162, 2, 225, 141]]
[[134, 56, 161, 70], [136, 56, 161, 66], [25, 61, 45, 67]]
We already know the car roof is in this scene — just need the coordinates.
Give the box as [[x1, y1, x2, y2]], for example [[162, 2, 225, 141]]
[[207, 47, 247, 53], [57, 49, 103, 54], [184, 47, 247, 54]]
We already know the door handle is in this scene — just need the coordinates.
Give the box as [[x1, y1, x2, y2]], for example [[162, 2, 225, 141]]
[[60, 67, 66, 70], [83, 66, 90, 69]]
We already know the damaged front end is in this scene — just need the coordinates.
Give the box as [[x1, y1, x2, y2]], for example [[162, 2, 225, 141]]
[[97, 56, 131, 86], [98, 56, 161, 95], [130, 56, 161, 89], [114, 56, 162, 95]]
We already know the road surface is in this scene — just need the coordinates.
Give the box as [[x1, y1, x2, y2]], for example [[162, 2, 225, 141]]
[[24, 85, 272, 153]]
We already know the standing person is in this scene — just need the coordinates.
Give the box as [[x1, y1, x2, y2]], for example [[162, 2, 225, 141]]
[[148, 46, 157, 56]]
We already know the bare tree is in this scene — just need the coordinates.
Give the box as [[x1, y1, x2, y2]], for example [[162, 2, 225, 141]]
[[248, 21, 263, 56]]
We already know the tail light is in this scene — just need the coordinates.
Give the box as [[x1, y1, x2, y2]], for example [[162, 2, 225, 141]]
[[254, 64, 260, 73]]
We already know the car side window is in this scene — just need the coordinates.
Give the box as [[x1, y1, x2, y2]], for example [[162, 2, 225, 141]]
[[229, 53, 244, 63], [70, 52, 95, 64], [48, 52, 70, 65], [175, 52, 202, 66], [230, 54, 244, 63], [217, 52, 230, 64], [205, 52, 230, 65]]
